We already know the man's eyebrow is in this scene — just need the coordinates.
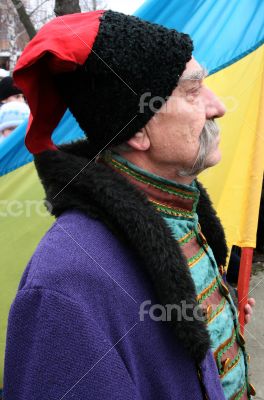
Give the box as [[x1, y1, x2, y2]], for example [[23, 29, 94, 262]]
[[179, 67, 208, 82]]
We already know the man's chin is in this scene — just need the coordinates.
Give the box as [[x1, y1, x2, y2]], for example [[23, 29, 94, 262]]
[[205, 150, 222, 168], [178, 150, 221, 178]]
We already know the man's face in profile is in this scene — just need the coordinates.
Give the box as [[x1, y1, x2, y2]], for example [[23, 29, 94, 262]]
[[130, 57, 226, 182]]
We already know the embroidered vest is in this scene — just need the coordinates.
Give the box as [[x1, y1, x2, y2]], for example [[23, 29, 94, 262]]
[[103, 152, 251, 400]]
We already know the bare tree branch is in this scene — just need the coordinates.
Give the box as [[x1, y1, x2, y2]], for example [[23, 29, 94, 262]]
[[81, 0, 107, 11], [54, 0, 81, 16], [10, 0, 36, 39], [28, 0, 50, 17], [16, 28, 26, 39], [34, 13, 54, 25]]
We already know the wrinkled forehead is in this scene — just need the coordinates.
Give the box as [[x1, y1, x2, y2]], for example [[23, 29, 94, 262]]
[[179, 57, 208, 82]]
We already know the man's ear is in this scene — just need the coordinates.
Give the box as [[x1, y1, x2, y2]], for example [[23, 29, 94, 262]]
[[127, 129, 150, 151]]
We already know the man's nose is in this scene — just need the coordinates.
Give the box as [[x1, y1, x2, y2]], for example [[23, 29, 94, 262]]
[[204, 87, 226, 119]]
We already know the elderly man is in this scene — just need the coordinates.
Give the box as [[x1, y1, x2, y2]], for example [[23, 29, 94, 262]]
[[4, 10, 255, 400]]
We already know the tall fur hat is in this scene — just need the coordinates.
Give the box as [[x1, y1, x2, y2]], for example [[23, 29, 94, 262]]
[[14, 10, 193, 154]]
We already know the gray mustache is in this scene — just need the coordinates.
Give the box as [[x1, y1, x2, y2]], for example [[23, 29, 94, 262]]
[[179, 119, 220, 177], [192, 119, 220, 172], [202, 119, 220, 138]]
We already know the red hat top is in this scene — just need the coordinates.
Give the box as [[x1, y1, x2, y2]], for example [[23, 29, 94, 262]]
[[14, 10, 105, 154]]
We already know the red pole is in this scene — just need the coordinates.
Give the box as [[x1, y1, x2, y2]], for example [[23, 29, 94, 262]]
[[237, 247, 253, 334]]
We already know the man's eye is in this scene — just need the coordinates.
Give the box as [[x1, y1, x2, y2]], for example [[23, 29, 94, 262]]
[[189, 86, 201, 95], [186, 88, 201, 101]]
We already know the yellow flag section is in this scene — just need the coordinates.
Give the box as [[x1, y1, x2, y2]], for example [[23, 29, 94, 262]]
[[0, 163, 53, 386], [200, 45, 264, 248]]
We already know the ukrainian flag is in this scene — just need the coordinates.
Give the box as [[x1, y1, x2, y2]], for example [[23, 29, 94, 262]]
[[0, 0, 263, 389]]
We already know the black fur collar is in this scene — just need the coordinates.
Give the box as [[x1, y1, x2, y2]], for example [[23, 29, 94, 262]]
[[34, 140, 228, 364]]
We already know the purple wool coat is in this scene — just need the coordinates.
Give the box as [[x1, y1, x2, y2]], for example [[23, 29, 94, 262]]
[[4, 144, 228, 399], [4, 211, 225, 399]]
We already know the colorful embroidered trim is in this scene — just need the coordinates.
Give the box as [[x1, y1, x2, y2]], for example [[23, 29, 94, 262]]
[[188, 245, 208, 268], [197, 277, 218, 304], [108, 157, 198, 201], [207, 297, 226, 325], [178, 229, 197, 245], [230, 381, 247, 400], [215, 328, 237, 372], [151, 199, 194, 218], [220, 348, 243, 379]]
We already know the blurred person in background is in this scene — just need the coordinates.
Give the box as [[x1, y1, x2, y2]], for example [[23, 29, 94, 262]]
[[0, 101, 29, 143], [0, 77, 25, 107]]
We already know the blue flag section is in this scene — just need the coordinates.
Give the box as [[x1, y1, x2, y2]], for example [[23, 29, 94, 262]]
[[0, 109, 85, 176], [135, 0, 264, 73]]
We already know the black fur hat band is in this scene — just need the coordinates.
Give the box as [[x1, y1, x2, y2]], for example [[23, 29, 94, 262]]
[[14, 10, 193, 154]]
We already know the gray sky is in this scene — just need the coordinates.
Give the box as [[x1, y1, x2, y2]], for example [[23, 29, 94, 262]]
[[106, 0, 145, 14]]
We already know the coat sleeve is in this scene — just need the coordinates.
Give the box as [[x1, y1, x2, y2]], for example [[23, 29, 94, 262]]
[[3, 288, 137, 400]]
